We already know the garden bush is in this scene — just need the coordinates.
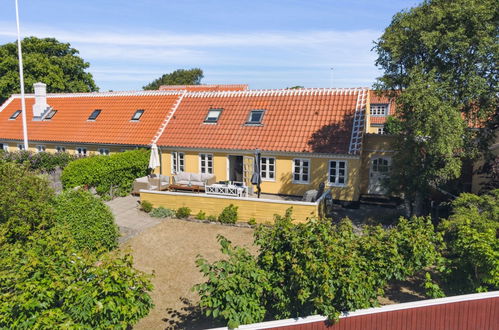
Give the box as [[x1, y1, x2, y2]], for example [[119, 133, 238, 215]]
[[61, 149, 149, 196], [176, 207, 191, 219], [0, 227, 153, 328], [248, 218, 257, 226], [150, 207, 175, 218], [0, 150, 76, 172], [207, 215, 217, 221], [218, 204, 238, 224], [53, 189, 119, 252], [0, 161, 55, 242], [196, 210, 206, 220], [140, 200, 153, 213]]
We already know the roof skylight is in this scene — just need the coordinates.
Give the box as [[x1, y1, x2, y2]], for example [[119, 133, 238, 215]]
[[246, 110, 265, 125], [88, 109, 102, 121], [131, 109, 144, 121], [44, 109, 57, 120], [9, 110, 22, 120], [204, 109, 222, 123]]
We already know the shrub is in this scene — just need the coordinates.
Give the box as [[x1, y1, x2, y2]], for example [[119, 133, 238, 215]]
[[196, 210, 206, 220], [439, 190, 499, 292], [218, 204, 238, 224], [61, 150, 149, 196], [0, 227, 153, 328], [0, 161, 55, 242], [248, 218, 257, 226], [176, 207, 191, 219], [195, 209, 442, 327], [0, 150, 76, 172], [150, 207, 175, 218], [207, 215, 217, 221], [140, 200, 153, 213], [53, 189, 119, 252]]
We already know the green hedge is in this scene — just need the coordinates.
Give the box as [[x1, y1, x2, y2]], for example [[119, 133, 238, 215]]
[[61, 150, 150, 196], [53, 189, 119, 252], [0, 150, 76, 172]]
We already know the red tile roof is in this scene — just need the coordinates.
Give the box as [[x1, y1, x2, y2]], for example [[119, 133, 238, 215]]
[[157, 88, 368, 154], [0, 92, 182, 146], [369, 91, 397, 124], [159, 84, 249, 92]]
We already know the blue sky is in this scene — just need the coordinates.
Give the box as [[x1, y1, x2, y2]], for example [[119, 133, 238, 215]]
[[0, 0, 419, 91]]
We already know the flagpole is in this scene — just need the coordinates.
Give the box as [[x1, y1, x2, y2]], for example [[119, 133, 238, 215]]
[[15, 0, 29, 150]]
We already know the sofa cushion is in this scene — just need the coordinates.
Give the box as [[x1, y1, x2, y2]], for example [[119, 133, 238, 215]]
[[175, 172, 190, 182], [176, 180, 190, 185], [200, 173, 214, 181], [189, 173, 202, 182], [190, 181, 205, 186]]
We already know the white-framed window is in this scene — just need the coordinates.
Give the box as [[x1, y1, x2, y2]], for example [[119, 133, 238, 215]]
[[1, 143, 8, 152], [17, 144, 25, 151], [377, 126, 385, 134], [370, 104, 389, 116], [260, 157, 275, 181], [293, 158, 310, 184], [328, 160, 348, 186], [36, 145, 46, 153], [204, 109, 222, 123], [246, 109, 265, 125], [171, 152, 185, 173], [76, 147, 87, 157], [56, 146, 66, 153], [199, 153, 213, 174], [99, 148, 110, 156]]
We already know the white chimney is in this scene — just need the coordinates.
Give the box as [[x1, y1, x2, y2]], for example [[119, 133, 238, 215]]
[[33, 82, 49, 118]]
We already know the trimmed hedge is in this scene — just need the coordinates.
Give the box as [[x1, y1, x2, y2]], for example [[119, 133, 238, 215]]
[[53, 189, 119, 252], [61, 150, 149, 196], [0, 150, 76, 172]]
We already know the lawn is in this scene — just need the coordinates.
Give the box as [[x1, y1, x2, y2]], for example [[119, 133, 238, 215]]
[[123, 219, 255, 329]]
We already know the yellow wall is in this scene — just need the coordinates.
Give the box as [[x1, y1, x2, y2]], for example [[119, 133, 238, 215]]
[[359, 134, 396, 194], [161, 149, 361, 201], [141, 190, 318, 223]]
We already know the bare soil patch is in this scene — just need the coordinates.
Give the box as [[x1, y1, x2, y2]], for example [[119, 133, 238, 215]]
[[124, 219, 255, 330]]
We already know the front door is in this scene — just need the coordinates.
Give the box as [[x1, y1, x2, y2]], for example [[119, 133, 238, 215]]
[[228, 155, 244, 182], [243, 156, 254, 187], [368, 157, 391, 195]]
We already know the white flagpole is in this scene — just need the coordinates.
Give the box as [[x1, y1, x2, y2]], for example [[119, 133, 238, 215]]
[[15, 0, 29, 150]]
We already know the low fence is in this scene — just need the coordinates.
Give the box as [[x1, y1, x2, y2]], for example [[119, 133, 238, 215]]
[[210, 291, 499, 330], [139, 189, 331, 223]]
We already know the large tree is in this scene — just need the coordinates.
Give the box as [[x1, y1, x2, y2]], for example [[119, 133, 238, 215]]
[[374, 0, 498, 214], [143, 68, 204, 90], [0, 37, 98, 104]]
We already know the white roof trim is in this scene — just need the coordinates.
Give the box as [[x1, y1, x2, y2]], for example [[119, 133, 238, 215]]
[[6, 90, 184, 99], [209, 291, 499, 330], [0, 96, 16, 112]]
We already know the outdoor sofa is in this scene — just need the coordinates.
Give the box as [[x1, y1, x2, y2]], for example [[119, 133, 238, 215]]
[[172, 172, 216, 189], [132, 174, 169, 194]]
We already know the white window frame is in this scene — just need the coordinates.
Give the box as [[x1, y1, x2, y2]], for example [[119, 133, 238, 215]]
[[171, 152, 185, 173], [260, 156, 276, 181], [370, 104, 389, 116], [99, 148, 110, 156], [36, 145, 46, 153], [76, 147, 87, 157], [17, 144, 25, 151], [199, 153, 213, 174], [328, 160, 348, 187], [292, 158, 310, 184], [377, 126, 385, 134], [204, 109, 222, 123], [1, 143, 9, 152], [56, 146, 66, 153]]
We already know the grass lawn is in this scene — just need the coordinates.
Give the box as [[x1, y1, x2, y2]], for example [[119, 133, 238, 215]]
[[123, 219, 255, 329]]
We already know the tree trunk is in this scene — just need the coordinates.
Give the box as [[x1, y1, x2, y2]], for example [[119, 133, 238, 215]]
[[413, 191, 424, 217]]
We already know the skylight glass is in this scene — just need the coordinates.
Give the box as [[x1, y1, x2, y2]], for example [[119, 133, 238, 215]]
[[44, 109, 57, 120], [9, 110, 22, 120], [246, 110, 265, 124], [88, 109, 102, 121], [204, 109, 222, 123], [131, 109, 144, 121]]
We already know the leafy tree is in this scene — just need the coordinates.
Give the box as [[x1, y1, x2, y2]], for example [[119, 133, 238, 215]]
[[0, 161, 55, 242], [374, 0, 499, 214], [54, 189, 119, 252], [439, 190, 499, 292], [194, 209, 442, 327], [0, 227, 153, 328], [143, 68, 204, 90], [0, 37, 98, 103]]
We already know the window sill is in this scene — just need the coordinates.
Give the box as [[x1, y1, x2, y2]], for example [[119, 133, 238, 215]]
[[328, 183, 347, 188], [292, 181, 310, 185]]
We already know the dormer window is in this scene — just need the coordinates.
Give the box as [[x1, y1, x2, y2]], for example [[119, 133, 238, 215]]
[[88, 109, 102, 121], [44, 109, 57, 120], [204, 109, 222, 123], [9, 110, 22, 120], [246, 110, 265, 125], [131, 109, 144, 121], [370, 104, 389, 116]]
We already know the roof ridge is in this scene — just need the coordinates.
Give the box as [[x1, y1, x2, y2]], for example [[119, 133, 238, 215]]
[[7, 90, 185, 99], [0, 95, 16, 113], [186, 87, 369, 98], [150, 91, 186, 145]]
